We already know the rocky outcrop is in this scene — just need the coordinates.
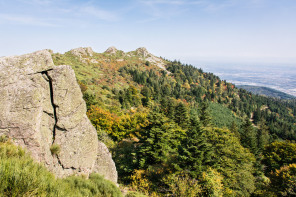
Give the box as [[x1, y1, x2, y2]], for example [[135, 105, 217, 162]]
[[105, 46, 118, 54], [135, 47, 168, 71], [70, 47, 94, 57], [0, 50, 117, 183], [135, 47, 150, 58]]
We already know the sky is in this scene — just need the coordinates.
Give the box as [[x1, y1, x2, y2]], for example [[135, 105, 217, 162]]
[[0, 0, 296, 66]]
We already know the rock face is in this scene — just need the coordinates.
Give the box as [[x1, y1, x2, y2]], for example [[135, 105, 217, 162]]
[[0, 50, 117, 183]]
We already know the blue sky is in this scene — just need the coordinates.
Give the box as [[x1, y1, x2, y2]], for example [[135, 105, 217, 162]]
[[1, 0, 296, 65]]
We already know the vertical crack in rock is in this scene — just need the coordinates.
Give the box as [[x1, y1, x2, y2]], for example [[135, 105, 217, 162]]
[[42, 71, 57, 143], [42, 70, 65, 169]]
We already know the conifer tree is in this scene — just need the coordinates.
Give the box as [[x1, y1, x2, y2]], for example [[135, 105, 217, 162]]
[[137, 111, 184, 171], [174, 102, 190, 129], [241, 118, 258, 154], [199, 102, 212, 127], [230, 121, 240, 138], [141, 86, 151, 106], [257, 118, 270, 151], [178, 116, 213, 178], [167, 98, 176, 120]]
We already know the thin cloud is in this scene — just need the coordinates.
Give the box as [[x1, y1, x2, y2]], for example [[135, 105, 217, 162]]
[[203, 1, 237, 12], [79, 6, 119, 22], [138, 0, 206, 6], [135, 0, 190, 21], [0, 14, 58, 27], [18, 0, 55, 5], [140, 0, 186, 5]]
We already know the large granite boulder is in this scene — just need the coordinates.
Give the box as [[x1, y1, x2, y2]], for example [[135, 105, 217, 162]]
[[0, 50, 117, 183]]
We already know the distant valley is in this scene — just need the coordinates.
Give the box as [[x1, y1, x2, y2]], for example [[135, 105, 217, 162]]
[[200, 64, 296, 97], [237, 85, 295, 100]]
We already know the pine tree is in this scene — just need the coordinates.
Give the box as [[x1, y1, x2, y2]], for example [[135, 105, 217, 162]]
[[137, 111, 184, 170], [230, 121, 240, 139], [141, 86, 151, 106], [178, 116, 213, 178], [167, 98, 176, 119], [241, 118, 258, 154], [257, 118, 270, 151], [199, 102, 212, 127], [174, 102, 190, 129]]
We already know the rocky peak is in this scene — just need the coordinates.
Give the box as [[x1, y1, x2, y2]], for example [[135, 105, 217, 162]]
[[135, 47, 150, 58], [0, 50, 117, 183], [70, 47, 94, 57], [105, 46, 118, 54]]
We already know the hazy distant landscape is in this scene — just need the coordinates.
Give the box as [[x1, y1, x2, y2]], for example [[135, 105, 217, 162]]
[[200, 64, 296, 97]]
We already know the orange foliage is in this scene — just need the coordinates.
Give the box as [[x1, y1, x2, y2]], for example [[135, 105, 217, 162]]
[[87, 105, 149, 141]]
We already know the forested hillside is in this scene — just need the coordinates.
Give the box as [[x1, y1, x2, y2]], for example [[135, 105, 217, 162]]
[[52, 47, 296, 196]]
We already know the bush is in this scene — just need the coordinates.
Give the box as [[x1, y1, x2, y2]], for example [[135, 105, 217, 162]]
[[50, 144, 61, 155], [0, 139, 26, 159], [164, 173, 201, 197], [0, 135, 8, 143]]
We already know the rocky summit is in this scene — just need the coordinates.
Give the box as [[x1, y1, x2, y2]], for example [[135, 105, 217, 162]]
[[0, 50, 117, 183]]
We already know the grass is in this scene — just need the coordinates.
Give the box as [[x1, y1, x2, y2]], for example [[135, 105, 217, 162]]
[[0, 136, 122, 197]]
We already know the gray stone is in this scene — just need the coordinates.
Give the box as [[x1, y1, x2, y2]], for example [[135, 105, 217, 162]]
[[135, 47, 150, 58], [0, 50, 117, 183], [105, 46, 118, 54], [70, 47, 94, 57]]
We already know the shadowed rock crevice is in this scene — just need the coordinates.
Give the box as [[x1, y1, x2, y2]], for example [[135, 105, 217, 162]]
[[41, 71, 57, 144], [41, 70, 66, 170]]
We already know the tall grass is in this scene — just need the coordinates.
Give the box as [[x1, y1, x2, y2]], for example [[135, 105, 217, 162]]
[[0, 136, 122, 197]]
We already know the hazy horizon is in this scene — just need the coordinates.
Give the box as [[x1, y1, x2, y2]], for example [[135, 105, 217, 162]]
[[1, 0, 296, 66], [195, 63, 296, 97]]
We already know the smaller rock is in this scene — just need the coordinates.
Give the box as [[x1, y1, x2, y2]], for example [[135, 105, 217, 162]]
[[70, 47, 94, 57], [135, 47, 150, 58], [105, 46, 118, 54]]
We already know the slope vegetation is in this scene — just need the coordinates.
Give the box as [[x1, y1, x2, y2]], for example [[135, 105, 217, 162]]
[[52, 47, 296, 196]]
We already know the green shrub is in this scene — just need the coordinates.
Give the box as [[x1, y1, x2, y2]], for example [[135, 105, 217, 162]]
[[0, 138, 27, 159], [50, 144, 61, 155], [164, 173, 202, 197], [0, 135, 8, 143]]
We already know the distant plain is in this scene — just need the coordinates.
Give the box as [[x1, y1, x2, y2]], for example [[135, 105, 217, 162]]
[[198, 64, 296, 97]]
